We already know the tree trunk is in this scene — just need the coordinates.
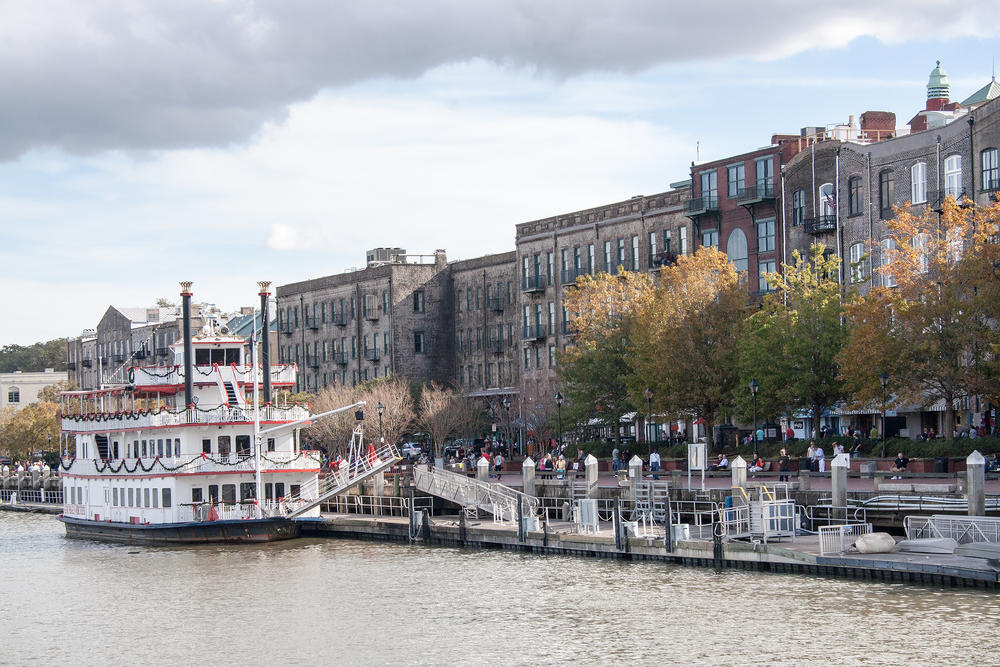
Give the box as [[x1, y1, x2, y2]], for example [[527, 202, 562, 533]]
[[812, 409, 822, 441], [943, 390, 956, 440], [614, 420, 621, 446]]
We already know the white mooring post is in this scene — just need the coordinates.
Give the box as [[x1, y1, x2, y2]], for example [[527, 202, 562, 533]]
[[967, 450, 986, 517], [731, 455, 747, 490], [522, 457, 536, 497], [628, 455, 643, 499], [477, 456, 490, 483], [584, 454, 599, 499], [832, 453, 849, 521]]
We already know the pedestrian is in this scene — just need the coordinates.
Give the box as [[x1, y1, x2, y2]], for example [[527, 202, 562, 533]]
[[612, 446, 621, 472], [806, 442, 818, 472], [834, 441, 845, 457], [778, 448, 791, 482], [649, 449, 661, 480], [785, 425, 794, 442], [815, 443, 826, 472]]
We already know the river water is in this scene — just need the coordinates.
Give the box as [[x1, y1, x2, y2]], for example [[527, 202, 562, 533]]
[[3, 512, 999, 667]]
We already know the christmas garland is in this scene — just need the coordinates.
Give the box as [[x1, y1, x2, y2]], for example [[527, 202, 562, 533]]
[[61, 451, 318, 474]]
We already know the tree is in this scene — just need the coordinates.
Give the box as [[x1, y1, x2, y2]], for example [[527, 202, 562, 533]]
[[839, 197, 1000, 438], [417, 383, 469, 458], [738, 245, 849, 437], [558, 268, 654, 444], [631, 247, 749, 447], [0, 401, 59, 460], [305, 377, 414, 454], [0, 339, 68, 373]]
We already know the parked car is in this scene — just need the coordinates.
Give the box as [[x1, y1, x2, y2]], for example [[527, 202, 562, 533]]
[[401, 443, 423, 459]]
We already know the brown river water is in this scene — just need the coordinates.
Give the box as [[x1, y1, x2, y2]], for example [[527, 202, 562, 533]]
[[2, 512, 999, 666]]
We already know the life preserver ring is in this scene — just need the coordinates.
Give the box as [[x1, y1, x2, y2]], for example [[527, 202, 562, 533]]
[[127, 367, 135, 384]]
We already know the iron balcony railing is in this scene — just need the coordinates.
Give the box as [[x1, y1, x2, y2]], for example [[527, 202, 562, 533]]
[[363, 348, 381, 362], [330, 312, 347, 327], [279, 322, 294, 336], [560, 267, 586, 285], [81, 359, 93, 368], [333, 352, 348, 366], [306, 356, 320, 369], [487, 297, 505, 313], [522, 323, 547, 341], [736, 183, 776, 203], [521, 275, 548, 292], [155, 348, 169, 357], [134, 349, 148, 360], [67, 362, 77, 370], [683, 194, 719, 215], [487, 339, 504, 356], [561, 321, 577, 336], [305, 317, 319, 331], [803, 215, 836, 234]]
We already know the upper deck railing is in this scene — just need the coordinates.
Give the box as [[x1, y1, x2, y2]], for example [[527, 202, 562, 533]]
[[60, 449, 322, 477], [128, 363, 297, 387], [61, 403, 311, 433]]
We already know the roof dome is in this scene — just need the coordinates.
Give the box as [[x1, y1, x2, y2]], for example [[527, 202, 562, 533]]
[[927, 60, 950, 99]]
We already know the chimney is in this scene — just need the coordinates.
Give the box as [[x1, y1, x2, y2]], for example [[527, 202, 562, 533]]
[[258, 281, 272, 404], [434, 249, 448, 269], [180, 282, 194, 409]]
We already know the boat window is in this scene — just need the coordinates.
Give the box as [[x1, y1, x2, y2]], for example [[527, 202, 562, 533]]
[[202, 439, 211, 454], [208, 485, 219, 503], [267, 438, 275, 452], [143, 488, 150, 508], [191, 488, 203, 503], [225, 349, 239, 365], [240, 483, 256, 502], [218, 436, 231, 456], [113, 488, 118, 506], [151, 488, 158, 508], [290, 484, 301, 498], [265, 483, 273, 500], [141, 440, 147, 457], [112, 441, 119, 459], [165, 439, 172, 457], [132, 440, 138, 458], [157, 439, 164, 457], [274, 483, 285, 499], [128, 488, 134, 507], [161, 488, 171, 508], [235, 435, 251, 457], [174, 438, 181, 456], [221, 484, 236, 505]]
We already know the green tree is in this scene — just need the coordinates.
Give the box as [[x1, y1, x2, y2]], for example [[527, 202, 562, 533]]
[[631, 248, 748, 448], [557, 269, 654, 445], [0, 338, 68, 373], [738, 245, 849, 437]]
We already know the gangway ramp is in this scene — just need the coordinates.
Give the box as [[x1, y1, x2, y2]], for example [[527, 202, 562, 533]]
[[413, 466, 538, 524], [286, 439, 400, 519]]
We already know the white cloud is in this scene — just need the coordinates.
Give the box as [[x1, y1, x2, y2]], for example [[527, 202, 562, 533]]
[[267, 223, 299, 250]]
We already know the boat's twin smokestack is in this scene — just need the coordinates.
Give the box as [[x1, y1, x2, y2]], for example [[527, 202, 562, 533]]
[[180, 281, 194, 410]]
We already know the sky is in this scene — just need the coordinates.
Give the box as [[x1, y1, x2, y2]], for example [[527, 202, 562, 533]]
[[2, 0, 1000, 345]]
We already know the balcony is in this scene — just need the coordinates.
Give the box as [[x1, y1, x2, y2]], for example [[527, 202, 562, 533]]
[[363, 310, 379, 322], [128, 363, 298, 389], [155, 348, 169, 357], [67, 362, 77, 371], [306, 356, 319, 369], [487, 297, 505, 314], [649, 251, 678, 270], [487, 339, 504, 356], [560, 267, 586, 285], [522, 323, 547, 342], [305, 317, 319, 331], [560, 321, 577, 336], [331, 313, 347, 327], [134, 349, 148, 360], [605, 260, 628, 275], [363, 349, 381, 363], [61, 403, 311, 435], [521, 274, 547, 293], [333, 352, 348, 366], [112, 354, 126, 364], [683, 194, 719, 217], [737, 183, 776, 204], [803, 216, 836, 235], [81, 359, 93, 368], [279, 323, 294, 336], [927, 189, 970, 212]]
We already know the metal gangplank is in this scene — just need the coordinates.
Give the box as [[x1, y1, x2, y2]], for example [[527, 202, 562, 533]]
[[720, 484, 796, 543], [905, 515, 1000, 544], [413, 466, 538, 524], [285, 425, 400, 519]]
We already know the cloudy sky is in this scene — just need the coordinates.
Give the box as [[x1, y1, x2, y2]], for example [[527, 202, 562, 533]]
[[2, 1, 999, 344]]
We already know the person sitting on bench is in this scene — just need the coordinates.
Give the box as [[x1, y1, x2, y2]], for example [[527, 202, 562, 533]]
[[889, 452, 909, 478], [708, 454, 729, 471]]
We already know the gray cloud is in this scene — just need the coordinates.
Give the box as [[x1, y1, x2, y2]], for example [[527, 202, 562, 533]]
[[0, 0, 994, 159]]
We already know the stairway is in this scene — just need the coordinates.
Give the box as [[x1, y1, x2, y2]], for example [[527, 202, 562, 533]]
[[413, 466, 538, 524], [285, 441, 401, 519], [223, 381, 240, 406]]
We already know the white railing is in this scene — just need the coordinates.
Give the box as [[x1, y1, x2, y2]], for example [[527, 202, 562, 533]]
[[904, 515, 1000, 544], [321, 495, 413, 517], [761, 499, 797, 541], [819, 523, 873, 555], [62, 404, 311, 433], [413, 466, 539, 524], [719, 504, 751, 538], [127, 363, 298, 387], [0, 489, 64, 504], [60, 451, 321, 477]]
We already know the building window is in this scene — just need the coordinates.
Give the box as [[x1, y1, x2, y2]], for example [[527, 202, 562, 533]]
[[819, 183, 835, 218], [631, 235, 639, 270], [848, 178, 863, 216], [588, 244, 595, 275], [476, 286, 482, 310], [727, 164, 745, 198], [700, 170, 718, 204], [679, 227, 688, 255], [757, 219, 775, 253], [414, 331, 425, 354], [548, 345, 556, 368], [604, 241, 612, 268], [561, 248, 569, 273], [507, 281, 513, 304], [466, 287, 472, 311], [879, 170, 895, 219], [648, 232, 657, 267], [913, 233, 931, 273], [617, 238, 626, 266], [849, 243, 867, 283], [911, 162, 927, 204], [758, 260, 776, 292], [982, 148, 999, 192], [945, 155, 962, 199], [701, 229, 718, 248], [413, 291, 425, 313], [881, 238, 897, 288], [547, 302, 555, 335], [7, 387, 18, 403], [726, 228, 748, 272], [663, 229, 671, 254], [524, 347, 530, 370], [351, 337, 357, 359], [477, 327, 482, 350]]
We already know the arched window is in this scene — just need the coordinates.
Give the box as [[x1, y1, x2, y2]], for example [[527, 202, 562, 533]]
[[726, 228, 748, 272], [911, 162, 927, 204], [7, 387, 19, 404], [819, 183, 835, 217]]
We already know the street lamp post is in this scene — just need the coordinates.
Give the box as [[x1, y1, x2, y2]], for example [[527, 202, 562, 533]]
[[749, 379, 760, 462], [644, 388, 653, 458], [879, 372, 890, 459], [502, 396, 511, 455], [376, 401, 385, 444], [555, 392, 564, 451]]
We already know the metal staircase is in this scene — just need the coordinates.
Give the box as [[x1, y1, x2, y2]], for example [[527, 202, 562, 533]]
[[284, 425, 400, 519], [413, 466, 538, 524]]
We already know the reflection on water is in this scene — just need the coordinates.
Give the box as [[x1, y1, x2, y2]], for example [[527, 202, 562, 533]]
[[2, 512, 998, 666]]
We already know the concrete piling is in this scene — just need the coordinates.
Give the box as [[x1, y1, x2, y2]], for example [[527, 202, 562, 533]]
[[522, 457, 536, 498], [967, 450, 986, 517]]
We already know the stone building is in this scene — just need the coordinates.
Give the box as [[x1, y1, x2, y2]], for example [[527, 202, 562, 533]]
[[1, 369, 68, 411], [66, 330, 97, 390], [276, 250, 452, 393], [450, 251, 518, 396], [512, 186, 691, 406]]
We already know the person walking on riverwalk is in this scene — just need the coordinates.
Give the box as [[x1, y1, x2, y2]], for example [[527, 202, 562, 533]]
[[649, 450, 661, 480], [807, 442, 818, 472], [778, 449, 791, 482], [612, 447, 621, 472], [815, 444, 826, 472]]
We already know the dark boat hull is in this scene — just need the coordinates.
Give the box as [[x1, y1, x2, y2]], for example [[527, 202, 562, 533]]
[[58, 515, 304, 545]]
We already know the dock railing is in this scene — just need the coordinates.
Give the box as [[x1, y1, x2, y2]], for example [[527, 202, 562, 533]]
[[819, 523, 873, 555], [904, 515, 1000, 544]]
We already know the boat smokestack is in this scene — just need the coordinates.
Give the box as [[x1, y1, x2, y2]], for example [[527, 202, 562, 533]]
[[258, 281, 272, 404], [180, 281, 194, 410]]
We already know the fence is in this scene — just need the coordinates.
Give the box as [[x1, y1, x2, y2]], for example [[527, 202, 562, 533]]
[[904, 515, 1000, 544], [1, 489, 64, 505], [819, 523, 873, 555]]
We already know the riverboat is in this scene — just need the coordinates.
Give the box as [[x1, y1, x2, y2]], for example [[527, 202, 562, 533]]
[[57, 282, 383, 545]]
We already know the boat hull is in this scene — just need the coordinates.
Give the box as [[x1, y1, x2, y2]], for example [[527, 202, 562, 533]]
[[58, 515, 303, 545]]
